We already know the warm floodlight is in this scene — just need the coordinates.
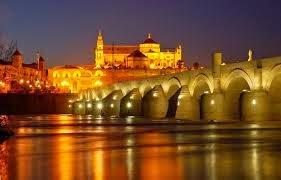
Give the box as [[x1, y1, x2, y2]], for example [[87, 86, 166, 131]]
[[210, 99, 215, 105], [78, 104, 83, 109], [97, 102, 103, 109], [252, 99, 256, 105], [127, 102, 132, 108], [87, 103, 92, 108]]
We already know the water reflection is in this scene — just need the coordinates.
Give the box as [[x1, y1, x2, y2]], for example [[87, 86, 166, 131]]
[[3, 115, 281, 179], [0, 141, 8, 180]]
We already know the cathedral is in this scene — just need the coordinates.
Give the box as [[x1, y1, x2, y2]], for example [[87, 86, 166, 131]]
[[94, 32, 182, 69], [48, 32, 185, 93]]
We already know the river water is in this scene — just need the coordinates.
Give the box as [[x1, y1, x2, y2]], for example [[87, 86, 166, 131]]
[[1, 115, 281, 180]]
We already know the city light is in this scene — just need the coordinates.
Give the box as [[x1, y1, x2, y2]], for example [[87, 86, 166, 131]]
[[87, 103, 92, 108], [94, 80, 103, 87], [252, 99, 256, 105], [210, 99, 215, 105], [97, 102, 103, 109], [68, 104, 72, 108], [0, 81, 5, 87], [61, 80, 70, 87], [110, 103, 114, 108], [127, 102, 132, 108], [78, 104, 83, 109], [19, 79, 24, 84]]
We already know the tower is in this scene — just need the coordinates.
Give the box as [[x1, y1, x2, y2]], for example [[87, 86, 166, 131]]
[[11, 49, 23, 69], [175, 45, 182, 67], [94, 30, 104, 67]]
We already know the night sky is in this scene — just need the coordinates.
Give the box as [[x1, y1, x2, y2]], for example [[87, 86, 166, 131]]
[[1, 0, 281, 67]]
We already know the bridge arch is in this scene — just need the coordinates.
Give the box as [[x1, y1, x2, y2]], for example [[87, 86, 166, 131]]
[[163, 77, 182, 117], [266, 64, 281, 120], [162, 77, 182, 97], [189, 73, 213, 98], [222, 68, 254, 91], [139, 81, 153, 97], [265, 63, 281, 91]]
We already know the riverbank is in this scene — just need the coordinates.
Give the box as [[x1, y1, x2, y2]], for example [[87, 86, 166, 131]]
[[0, 93, 78, 114], [0, 127, 14, 137]]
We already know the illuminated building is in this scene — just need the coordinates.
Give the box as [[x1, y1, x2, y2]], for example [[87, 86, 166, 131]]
[[0, 50, 47, 92], [48, 65, 184, 93], [48, 31, 186, 93], [95, 31, 182, 69]]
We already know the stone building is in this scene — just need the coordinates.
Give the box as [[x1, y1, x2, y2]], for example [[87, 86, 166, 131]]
[[94, 32, 182, 68], [48, 31, 186, 93], [126, 50, 148, 69], [0, 50, 47, 92]]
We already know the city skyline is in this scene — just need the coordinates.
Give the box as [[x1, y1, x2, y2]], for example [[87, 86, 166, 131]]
[[1, 0, 281, 67]]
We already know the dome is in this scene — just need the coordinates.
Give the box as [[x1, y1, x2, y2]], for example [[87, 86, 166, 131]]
[[142, 33, 158, 44]]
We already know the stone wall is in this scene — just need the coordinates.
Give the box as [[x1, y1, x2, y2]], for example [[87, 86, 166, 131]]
[[0, 93, 78, 114]]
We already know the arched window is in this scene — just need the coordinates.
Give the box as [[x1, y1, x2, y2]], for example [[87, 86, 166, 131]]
[[53, 71, 60, 78]]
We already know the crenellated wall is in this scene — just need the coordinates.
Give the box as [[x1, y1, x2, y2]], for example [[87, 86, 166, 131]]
[[72, 52, 281, 121]]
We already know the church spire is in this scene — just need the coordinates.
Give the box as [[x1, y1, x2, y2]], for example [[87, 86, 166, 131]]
[[98, 30, 103, 41]]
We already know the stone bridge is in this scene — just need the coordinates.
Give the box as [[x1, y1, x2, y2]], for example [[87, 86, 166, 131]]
[[72, 52, 281, 121]]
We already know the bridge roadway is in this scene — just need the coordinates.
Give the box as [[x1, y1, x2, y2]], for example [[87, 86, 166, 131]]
[[72, 52, 281, 121]]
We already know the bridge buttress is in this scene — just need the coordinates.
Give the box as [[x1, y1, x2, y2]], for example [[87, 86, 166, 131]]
[[142, 85, 168, 119], [175, 85, 200, 120]]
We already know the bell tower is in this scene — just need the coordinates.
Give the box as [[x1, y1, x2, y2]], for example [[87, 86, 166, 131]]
[[94, 30, 104, 67]]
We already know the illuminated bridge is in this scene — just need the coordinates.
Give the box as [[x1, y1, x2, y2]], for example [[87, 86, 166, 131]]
[[71, 52, 281, 121]]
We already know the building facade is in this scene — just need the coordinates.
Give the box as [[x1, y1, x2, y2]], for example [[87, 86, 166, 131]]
[[0, 50, 47, 92], [95, 32, 182, 69], [48, 66, 184, 93], [48, 32, 186, 93]]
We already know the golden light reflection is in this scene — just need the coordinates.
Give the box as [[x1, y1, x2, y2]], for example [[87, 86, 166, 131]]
[[0, 142, 8, 180], [57, 115, 73, 125], [93, 142, 104, 180], [138, 133, 183, 179], [57, 136, 73, 180]]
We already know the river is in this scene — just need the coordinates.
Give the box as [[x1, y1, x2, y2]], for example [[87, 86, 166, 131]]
[[1, 115, 281, 179]]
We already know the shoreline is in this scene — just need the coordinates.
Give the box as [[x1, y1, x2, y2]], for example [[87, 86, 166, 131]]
[[0, 127, 14, 137]]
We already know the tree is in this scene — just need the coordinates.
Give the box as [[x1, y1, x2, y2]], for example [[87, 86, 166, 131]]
[[0, 40, 17, 61], [192, 62, 200, 69]]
